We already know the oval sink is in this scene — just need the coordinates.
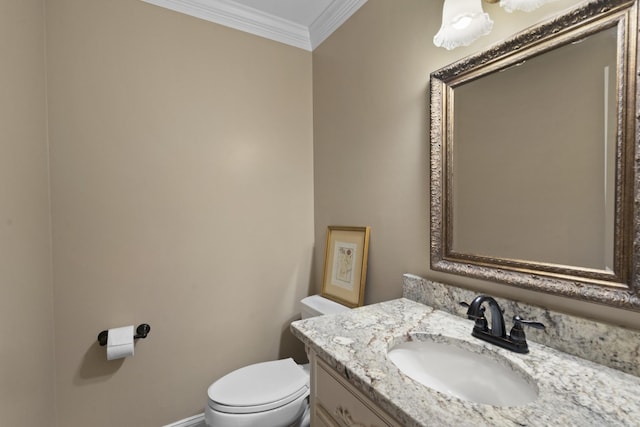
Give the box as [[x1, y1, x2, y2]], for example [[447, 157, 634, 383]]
[[388, 337, 538, 406]]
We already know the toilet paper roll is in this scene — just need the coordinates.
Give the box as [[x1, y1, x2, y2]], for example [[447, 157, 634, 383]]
[[106, 325, 135, 360]]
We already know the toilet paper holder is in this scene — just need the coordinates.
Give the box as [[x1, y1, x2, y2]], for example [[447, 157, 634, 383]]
[[97, 324, 151, 346]]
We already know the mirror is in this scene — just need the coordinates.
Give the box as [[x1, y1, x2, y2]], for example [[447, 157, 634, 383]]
[[430, 0, 640, 310]]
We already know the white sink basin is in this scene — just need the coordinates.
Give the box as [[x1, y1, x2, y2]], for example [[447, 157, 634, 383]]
[[388, 337, 538, 406]]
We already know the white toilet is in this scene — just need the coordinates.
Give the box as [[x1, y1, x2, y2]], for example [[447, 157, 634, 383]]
[[204, 295, 350, 427]]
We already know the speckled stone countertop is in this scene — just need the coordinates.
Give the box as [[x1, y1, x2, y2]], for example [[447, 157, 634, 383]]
[[291, 298, 640, 427]]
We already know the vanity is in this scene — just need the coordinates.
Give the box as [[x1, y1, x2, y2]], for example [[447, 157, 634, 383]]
[[291, 275, 640, 426], [311, 353, 401, 427]]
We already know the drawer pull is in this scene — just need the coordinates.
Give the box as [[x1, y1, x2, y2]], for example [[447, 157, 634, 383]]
[[334, 406, 378, 427]]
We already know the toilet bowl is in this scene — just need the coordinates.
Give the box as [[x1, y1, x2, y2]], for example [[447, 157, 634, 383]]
[[205, 295, 349, 427]]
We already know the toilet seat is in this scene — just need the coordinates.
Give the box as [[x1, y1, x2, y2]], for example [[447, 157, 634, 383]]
[[207, 358, 309, 414]]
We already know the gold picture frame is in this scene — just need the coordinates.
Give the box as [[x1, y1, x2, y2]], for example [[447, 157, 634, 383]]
[[321, 226, 371, 308]]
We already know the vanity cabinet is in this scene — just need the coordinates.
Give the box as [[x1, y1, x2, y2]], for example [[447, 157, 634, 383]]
[[309, 351, 401, 427]]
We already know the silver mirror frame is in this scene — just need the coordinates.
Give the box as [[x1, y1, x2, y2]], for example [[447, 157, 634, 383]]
[[430, 0, 640, 310]]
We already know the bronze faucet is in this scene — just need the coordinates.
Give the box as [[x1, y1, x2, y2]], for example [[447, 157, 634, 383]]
[[461, 295, 545, 353]]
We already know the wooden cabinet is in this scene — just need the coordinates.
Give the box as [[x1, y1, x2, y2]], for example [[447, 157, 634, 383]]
[[309, 351, 401, 427]]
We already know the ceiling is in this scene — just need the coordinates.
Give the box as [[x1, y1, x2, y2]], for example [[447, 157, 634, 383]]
[[140, 0, 368, 51]]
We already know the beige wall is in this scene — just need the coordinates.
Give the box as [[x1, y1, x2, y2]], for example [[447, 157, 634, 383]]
[[0, 0, 56, 426], [313, 0, 640, 329], [6, 0, 640, 425], [46, 0, 313, 425]]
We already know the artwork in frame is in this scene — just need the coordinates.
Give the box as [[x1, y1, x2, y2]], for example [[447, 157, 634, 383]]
[[321, 226, 371, 308]]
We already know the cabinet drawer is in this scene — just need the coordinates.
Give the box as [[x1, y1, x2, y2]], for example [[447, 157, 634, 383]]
[[314, 359, 399, 427]]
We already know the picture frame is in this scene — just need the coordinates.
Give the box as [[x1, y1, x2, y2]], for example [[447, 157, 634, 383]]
[[321, 226, 371, 308]]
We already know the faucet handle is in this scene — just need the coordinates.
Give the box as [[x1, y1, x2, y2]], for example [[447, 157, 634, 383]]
[[460, 301, 489, 333], [459, 301, 485, 320], [509, 315, 545, 348], [512, 315, 545, 330]]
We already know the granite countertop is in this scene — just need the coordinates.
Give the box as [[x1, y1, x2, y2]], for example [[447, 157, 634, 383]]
[[290, 298, 640, 427]]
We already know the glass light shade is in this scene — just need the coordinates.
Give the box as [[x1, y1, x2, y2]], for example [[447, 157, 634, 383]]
[[500, 0, 558, 13], [434, 0, 494, 50]]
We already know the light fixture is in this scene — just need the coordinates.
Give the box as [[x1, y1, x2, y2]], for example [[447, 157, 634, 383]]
[[491, 0, 558, 13], [434, 0, 493, 50], [434, 0, 558, 50]]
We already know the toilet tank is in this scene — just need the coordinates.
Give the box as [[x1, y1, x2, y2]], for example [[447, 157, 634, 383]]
[[300, 295, 350, 319]]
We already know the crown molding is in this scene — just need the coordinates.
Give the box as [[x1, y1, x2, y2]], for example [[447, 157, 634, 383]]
[[309, 0, 367, 50], [140, 0, 367, 51]]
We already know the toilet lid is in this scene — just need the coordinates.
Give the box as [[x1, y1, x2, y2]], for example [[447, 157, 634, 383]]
[[207, 358, 309, 414]]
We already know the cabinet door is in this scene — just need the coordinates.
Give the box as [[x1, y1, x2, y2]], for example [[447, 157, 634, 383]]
[[313, 356, 400, 427], [315, 404, 340, 427]]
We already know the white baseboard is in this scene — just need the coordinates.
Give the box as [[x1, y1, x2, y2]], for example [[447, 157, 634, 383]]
[[163, 413, 205, 427]]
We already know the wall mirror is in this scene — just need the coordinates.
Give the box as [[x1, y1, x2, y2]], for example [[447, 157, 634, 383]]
[[430, 0, 640, 310]]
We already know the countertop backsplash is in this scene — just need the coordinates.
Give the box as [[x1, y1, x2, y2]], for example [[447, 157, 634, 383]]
[[402, 274, 640, 377]]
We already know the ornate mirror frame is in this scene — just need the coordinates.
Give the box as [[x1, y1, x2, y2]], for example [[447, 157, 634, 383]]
[[430, 0, 640, 310]]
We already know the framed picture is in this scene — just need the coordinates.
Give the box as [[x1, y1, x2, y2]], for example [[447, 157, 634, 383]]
[[321, 226, 371, 308]]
